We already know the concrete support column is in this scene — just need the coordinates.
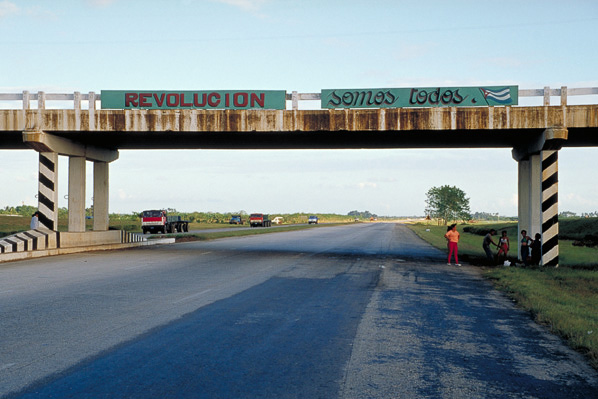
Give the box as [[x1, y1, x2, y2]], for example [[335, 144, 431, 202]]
[[512, 128, 566, 267], [517, 159, 530, 242], [541, 150, 559, 266], [517, 155, 542, 261], [515, 150, 560, 267], [93, 161, 110, 231], [37, 152, 59, 230], [68, 156, 86, 232]]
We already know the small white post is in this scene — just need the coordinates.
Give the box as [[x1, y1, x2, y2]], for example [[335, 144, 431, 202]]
[[37, 91, 46, 109], [292, 91, 298, 110], [22, 90, 30, 110], [89, 91, 96, 130], [74, 91, 81, 110], [560, 86, 567, 106]]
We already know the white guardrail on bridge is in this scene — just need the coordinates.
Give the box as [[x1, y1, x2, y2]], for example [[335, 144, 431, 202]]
[[0, 87, 597, 111]]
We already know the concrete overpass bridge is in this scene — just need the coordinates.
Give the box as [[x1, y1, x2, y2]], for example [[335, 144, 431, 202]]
[[1, 87, 598, 265]]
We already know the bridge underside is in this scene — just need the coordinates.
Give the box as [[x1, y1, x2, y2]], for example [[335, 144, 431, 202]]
[[0, 129, 565, 150], [0, 106, 597, 150]]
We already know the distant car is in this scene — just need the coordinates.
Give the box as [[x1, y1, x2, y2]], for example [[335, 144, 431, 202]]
[[308, 215, 318, 224], [229, 215, 244, 225]]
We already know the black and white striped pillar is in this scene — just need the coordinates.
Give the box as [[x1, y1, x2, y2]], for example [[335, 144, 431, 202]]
[[541, 150, 559, 267], [37, 152, 59, 230]]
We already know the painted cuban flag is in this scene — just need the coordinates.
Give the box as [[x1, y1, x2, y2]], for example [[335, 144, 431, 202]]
[[480, 87, 513, 104]]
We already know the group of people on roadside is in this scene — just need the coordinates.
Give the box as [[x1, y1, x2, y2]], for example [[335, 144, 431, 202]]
[[444, 224, 542, 267], [483, 229, 542, 266]]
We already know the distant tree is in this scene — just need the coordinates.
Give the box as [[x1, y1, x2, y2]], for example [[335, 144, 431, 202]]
[[559, 211, 577, 218], [347, 210, 377, 219], [425, 185, 471, 225], [14, 205, 37, 217], [581, 212, 598, 218]]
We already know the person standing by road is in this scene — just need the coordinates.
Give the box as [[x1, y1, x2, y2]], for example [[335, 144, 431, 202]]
[[531, 233, 542, 265], [496, 230, 510, 264], [520, 230, 532, 266], [482, 229, 498, 264], [444, 224, 461, 266], [30, 211, 40, 229]]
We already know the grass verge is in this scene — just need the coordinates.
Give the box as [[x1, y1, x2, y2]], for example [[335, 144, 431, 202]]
[[485, 267, 598, 369], [407, 222, 598, 369]]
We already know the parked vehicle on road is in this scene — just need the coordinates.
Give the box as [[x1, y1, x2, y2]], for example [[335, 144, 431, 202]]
[[141, 210, 189, 234], [229, 215, 244, 225], [249, 213, 271, 227], [308, 215, 319, 224]]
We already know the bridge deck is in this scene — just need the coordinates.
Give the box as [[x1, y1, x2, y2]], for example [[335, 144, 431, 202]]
[[1, 105, 597, 149]]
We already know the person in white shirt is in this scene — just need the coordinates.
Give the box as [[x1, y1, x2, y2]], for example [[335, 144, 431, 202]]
[[30, 211, 40, 229]]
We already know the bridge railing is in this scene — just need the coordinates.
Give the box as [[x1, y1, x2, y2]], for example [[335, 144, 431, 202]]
[[1, 87, 597, 110]]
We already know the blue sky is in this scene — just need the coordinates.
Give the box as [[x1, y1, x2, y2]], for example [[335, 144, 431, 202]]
[[1, 0, 597, 216]]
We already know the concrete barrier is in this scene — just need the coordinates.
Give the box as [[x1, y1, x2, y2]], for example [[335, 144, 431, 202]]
[[59, 230, 124, 248], [0, 240, 13, 253], [0, 237, 174, 263], [0, 229, 166, 263], [14, 233, 34, 251]]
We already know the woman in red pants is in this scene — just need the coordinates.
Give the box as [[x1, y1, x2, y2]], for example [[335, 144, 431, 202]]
[[444, 224, 461, 266]]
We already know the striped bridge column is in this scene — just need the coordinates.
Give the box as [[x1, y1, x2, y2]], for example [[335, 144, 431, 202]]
[[541, 150, 559, 267], [37, 152, 59, 231]]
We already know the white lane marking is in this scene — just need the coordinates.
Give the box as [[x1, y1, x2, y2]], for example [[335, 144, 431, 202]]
[[0, 290, 14, 294], [173, 289, 212, 304]]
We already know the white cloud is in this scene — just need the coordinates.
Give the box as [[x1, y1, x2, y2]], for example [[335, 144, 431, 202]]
[[0, 1, 57, 20], [87, 0, 117, 7], [214, 0, 268, 13], [357, 182, 377, 189], [0, 0, 18, 18]]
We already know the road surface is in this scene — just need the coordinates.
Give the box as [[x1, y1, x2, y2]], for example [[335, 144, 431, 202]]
[[1, 223, 596, 398]]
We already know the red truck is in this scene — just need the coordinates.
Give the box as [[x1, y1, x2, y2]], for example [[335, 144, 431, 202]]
[[249, 213, 271, 227], [141, 210, 189, 234]]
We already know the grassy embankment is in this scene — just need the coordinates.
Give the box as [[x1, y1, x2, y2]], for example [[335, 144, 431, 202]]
[[407, 220, 598, 369]]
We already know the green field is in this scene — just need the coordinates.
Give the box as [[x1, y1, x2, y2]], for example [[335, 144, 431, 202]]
[[0, 212, 361, 238], [407, 221, 598, 369], [0, 214, 350, 241]]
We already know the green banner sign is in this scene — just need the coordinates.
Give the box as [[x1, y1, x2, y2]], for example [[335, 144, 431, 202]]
[[101, 90, 286, 110], [321, 86, 518, 108]]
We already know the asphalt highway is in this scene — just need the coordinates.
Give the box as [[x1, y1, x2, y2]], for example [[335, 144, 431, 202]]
[[1, 223, 596, 398]]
